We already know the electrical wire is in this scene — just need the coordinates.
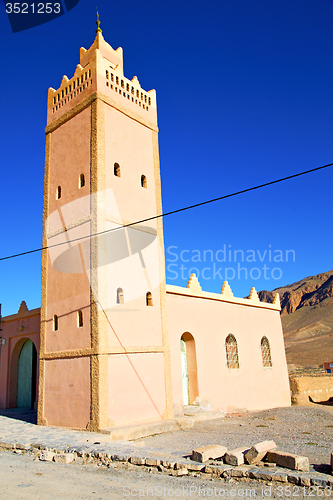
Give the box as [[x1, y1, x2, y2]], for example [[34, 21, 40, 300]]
[[0, 161, 332, 262]]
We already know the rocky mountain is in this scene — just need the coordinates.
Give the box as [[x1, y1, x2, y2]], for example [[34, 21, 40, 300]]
[[258, 271, 333, 369]]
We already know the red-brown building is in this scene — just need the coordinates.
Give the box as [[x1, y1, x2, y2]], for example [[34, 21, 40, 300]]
[[0, 302, 40, 410]]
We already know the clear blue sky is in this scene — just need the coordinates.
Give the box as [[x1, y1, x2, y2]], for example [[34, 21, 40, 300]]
[[1, 0, 333, 316]]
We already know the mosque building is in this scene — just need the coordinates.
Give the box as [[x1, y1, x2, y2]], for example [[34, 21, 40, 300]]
[[0, 23, 290, 430]]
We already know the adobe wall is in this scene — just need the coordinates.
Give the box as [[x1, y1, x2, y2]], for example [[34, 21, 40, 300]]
[[166, 279, 291, 415], [289, 375, 333, 406], [0, 303, 40, 409]]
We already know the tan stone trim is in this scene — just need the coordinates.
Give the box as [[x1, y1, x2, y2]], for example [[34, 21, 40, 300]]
[[89, 99, 101, 431], [46, 91, 158, 135], [6, 332, 39, 340], [41, 346, 165, 360], [152, 130, 174, 420], [2, 309, 41, 322], [37, 132, 51, 426], [46, 214, 91, 239], [166, 285, 281, 311]]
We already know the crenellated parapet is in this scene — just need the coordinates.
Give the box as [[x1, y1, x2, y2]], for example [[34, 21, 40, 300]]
[[186, 273, 202, 293], [166, 275, 281, 311], [47, 31, 157, 127]]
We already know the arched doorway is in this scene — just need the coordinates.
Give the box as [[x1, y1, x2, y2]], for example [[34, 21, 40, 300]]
[[180, 332, 199, 405], [16, 340, 37, 408]]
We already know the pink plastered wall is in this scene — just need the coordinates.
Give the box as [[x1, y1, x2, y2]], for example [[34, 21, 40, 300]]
[[108, 352, 166, 426], [166, 292, 291, 415], [43, 356, 91, 428]]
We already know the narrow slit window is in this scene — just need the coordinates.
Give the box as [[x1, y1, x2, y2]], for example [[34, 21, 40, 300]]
[[225, 334, 239, 369], [146, 292, 153, 306], [261, 336, 272, 367], [79, 173, 85, 188], [106, 70, 109, 79], [114, 163, 121, 177], [56, 186, 61, 200], [141, 175, 147, 188], [117, 287, 124, 304], [77, 310, 83, 328], [53, 315, 58, 331]]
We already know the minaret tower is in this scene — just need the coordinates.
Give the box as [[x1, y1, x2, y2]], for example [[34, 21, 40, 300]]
[[38, 18, 173, 430]]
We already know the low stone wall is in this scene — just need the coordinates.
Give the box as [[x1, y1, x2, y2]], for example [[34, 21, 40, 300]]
[[290, 374, 333, 405]]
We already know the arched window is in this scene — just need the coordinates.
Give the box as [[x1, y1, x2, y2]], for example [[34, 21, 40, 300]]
[[114, 162, 121, 177], [261, 336, 272, 367], [77, 310, 83, 328], [141, 175, 147, 188], [53, 315, 58, 331], [117, 287, 124, 304], [146, 292, 153, 306], [225, 334, 239, 369], [79, 173, 85, 188], [56, 186, 61, 199]]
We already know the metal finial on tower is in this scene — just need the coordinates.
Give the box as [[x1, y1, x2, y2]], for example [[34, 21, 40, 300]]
[[96, 9, 102, 34]]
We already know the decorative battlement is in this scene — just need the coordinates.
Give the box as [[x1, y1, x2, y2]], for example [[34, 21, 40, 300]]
[[166, 275, 281, 311], [47, 31, 157, 126], [48, 64, 93, 113]]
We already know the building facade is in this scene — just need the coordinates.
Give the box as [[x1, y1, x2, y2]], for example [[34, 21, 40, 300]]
[[0, 29, 291, 428]]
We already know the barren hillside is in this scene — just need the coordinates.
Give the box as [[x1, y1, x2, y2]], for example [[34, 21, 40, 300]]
[[258, 271, 333, 368]]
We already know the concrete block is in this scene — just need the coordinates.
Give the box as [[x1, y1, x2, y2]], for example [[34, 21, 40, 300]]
[[311, 475, 330, 487], [53, 453, 75, 464], [266, 451, 309, 472], [111, 453, 130, 462], [0, 442, 14, 449], [231, 467, 249, 478], [15, 443, 30, 450], [170, 469, 188, 476], [39, 450, 55, 462], [205, 464, 227, 476], [145, 457, 161, 467], [186, 461, 206, 472], [253, 470, 273, 481], [299, 475, 312, 487], [271, 471, 288, 482], [162, 460, 177, 469], [224, 447, 249, 466], [287, 472, 301, 484], [130, 456, 145, 465], [192, 445, 227, 463], [245, 440, 277, 464]]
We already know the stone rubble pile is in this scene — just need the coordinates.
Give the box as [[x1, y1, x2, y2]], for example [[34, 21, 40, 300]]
[[192, 440, 310, 472]]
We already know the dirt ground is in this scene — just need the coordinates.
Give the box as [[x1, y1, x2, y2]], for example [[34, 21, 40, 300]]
[[1, 405, 333, 499], [0, 450, 321, 500], [137, 405, 333, 473]]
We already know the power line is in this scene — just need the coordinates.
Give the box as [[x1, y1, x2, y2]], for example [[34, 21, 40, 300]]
[[0, 161, 332, 263]]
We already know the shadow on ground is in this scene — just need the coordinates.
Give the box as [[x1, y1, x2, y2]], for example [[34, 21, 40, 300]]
[[0, 409, 37, 424]]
